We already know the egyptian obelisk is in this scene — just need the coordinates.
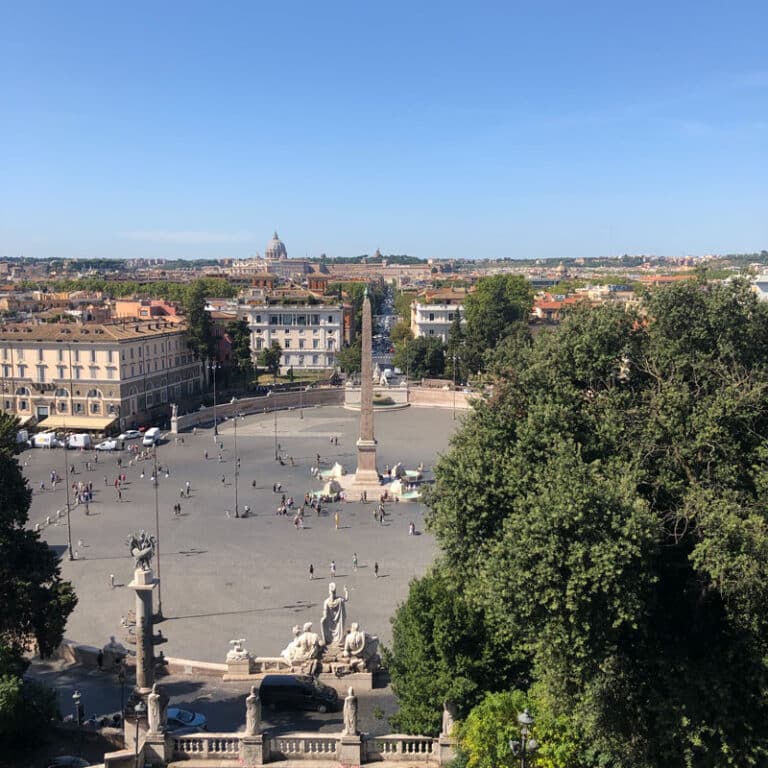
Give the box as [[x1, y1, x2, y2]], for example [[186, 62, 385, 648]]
[[354, 288, 379, 484]]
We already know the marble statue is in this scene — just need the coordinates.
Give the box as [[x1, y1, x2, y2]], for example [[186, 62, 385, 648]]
[[342, 687, 359, 736], [171, 403, 178, 420], [280, 625, 303, 663], [441, 701, 457, 737], [342, 622, 380, 672], [245, 686, 261, 736], [227, 638, 249, 662], [321, 582, 349, 646], [148, 684, 161, 733], [128, 530, 155, 571], [281, 623, 323, 673]]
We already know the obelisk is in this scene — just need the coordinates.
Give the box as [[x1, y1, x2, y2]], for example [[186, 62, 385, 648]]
[[354, 288, 379, 485]]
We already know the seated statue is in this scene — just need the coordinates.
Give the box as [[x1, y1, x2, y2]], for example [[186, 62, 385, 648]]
[[280, 625, 302, 663], [342, 622, 380, 672], [281, 623, 323, 672]]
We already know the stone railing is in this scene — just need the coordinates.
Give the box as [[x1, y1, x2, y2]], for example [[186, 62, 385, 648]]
[[271, 732, 340, 760], [168, 730, 452, 765], [364, 735, 437, 761], [173, 732, 241, 759]]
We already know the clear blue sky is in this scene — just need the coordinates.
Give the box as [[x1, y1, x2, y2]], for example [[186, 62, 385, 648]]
[[1, 1, 766, 261]]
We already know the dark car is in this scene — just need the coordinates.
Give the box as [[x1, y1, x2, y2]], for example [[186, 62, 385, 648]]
[[259, 674, 339, 713]]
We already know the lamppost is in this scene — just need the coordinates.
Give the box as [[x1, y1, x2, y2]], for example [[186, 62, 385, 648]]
[[233, 412, 240, 518], [273, 406, 278, 461], [117, 662, 126, 719], [452, 353, 458, 421], [134, 699, 146, 768], [152, 447, 163, 618], [509, 709, 539, 768], [208, 361, 221, 438], [60, 432, 74, 560]]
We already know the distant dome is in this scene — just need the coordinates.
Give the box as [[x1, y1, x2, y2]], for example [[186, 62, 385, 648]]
[[265, 232, 287, 261]]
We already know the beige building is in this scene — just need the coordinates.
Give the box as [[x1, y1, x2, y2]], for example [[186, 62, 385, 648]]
[[0, 321, 203, 432], [410, 288, 468, 343], [238, 300, 345, 373]]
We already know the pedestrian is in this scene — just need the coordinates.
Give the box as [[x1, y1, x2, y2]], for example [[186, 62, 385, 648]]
[[104, 475, 108, 486], [334, 511, 340, 530], [330, 560, 336, 578], [118, 489, 122, 501], [408, 521, 415, 535], [96, 650, 103, 671], [374, 561, 379, 578], [109, 574, 115, 589], [140, 470, 145, 479], [40, 481, 45, 492], [309, 563, 314, 580], [204, 450, 209, 460], [185, 481, 191, 496], [352, 552, 358, 571], [221, 475, 226, 484], [289, 456, 294, 467]]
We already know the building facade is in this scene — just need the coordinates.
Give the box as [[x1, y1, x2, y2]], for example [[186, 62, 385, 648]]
[[410, 302, 465, 343], [0, 321, 203, 432], [238, 301, 345, 373]]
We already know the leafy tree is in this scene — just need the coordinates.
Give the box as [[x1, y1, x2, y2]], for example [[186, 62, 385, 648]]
[[462, 275, 533, 370], [226, 318, 254, 385], [183, 280, 216, 360], [393, 336, 446, 379], [0, 413, 76, 743], [258, 341, 283, 381], [394, 290, 417, 322], [390, 321, 414, 346], [336, 338, 362, 374], [392, 280, 768, 766]]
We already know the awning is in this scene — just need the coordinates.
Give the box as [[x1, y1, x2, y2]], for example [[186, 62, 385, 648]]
[[36, 415, 117, 431]]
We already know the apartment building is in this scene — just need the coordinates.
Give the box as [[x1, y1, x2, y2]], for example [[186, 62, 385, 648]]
[[0, 321, 203, 432], [410, 288, 468, 343], [238, 300, 347, 373]]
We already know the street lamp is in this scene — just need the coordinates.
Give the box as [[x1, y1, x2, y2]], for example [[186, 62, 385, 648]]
[[509, 709, 539, 768], [134, 699, 147, 768], [273, 405, 279, 461], [60, 432, 74, 560], [233, 412, 240, 518], [152, 447, 163, 618], [208, 361, 221, 438], [452, 353, 458, 421]]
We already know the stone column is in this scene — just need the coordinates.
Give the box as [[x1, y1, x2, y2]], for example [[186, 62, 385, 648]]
[[128, 567, 158, 693], [355, 289, 379, 484]]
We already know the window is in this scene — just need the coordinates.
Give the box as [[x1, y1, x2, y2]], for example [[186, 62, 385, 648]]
[[256, 315, 262, 323], [311, 314, 319, 325], [15, 386, 29, 396], [2, 365, 9, 377], [17, 364, 26, 378], [19, 400, 28, 411], [298, 355, 305, 365], [130, 348, 134, 359], [313, 339, 319, 349], [55, 388, 68, 398], [58, 401, 67, 412], [448, 312, 454, 321], [2, 348, 7, 361], [429, 313, 435, 321], [57, 366, 66, 379], [428, 329, 435, 335], [74, 349, 80, 362], [108, 350, 114, 363], [75, 402, 83, 413], [58, 348, 64, 362], [90, 349, 96, 362], [107, 367, 115, 379], [312, 354, 318, 364], [327, 339, 335, 349], [131, 365, 135, 377], [86, 388, 101, 398], [37, 366, 46, 383], [269, 315, 278, 325], [284, 340, 291, 349], [328, 315, 333, 323], [299, 339, 305, 349], [37, 349, 43, 361], [89, 367, 98, 378], [74, 367, 81, 379]]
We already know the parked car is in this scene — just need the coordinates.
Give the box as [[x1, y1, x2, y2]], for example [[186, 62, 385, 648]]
[[47, 757, 90, 768], [118, 430, 141, 441], [259, 674, 339, 713], [166, 707, 207, 734], [95, 439, 120, 451]]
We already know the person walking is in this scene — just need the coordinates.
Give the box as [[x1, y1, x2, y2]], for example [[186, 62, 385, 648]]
[[109, 574, 115, 589], [374, 561, 379, 578], [334, 510, 340, 530], [309, 563, 314, 580], [185, 481, 191, 496], [221, 475, 226, 485], [330, 560, 336, 579], [352, 552, 358, 572]]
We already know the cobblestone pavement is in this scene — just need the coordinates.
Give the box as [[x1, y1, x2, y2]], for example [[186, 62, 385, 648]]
[[26, 406, 461, 663]]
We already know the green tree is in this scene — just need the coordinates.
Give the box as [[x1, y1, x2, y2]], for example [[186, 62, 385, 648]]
[[336, 338, 362, 374], [393, 281, 768, 766], [392, 336, 446, 379], [390, 321, 414, 346], [0, 413, 76, 743], [462, 275, 533, 371], [226, 318, 254, 385], [183, 280, 215, 360], [258, 341, 283, 381], [394, 290, 416, 322]]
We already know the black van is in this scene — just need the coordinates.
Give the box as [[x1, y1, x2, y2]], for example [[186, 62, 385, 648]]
[[259, 674, 339, 713]]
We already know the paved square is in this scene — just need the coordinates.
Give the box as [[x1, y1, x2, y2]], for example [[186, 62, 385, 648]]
[[26, 406, 460, 663]]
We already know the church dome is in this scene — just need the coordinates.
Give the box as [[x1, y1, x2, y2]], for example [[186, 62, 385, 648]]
[[265, 232, 287, 261]]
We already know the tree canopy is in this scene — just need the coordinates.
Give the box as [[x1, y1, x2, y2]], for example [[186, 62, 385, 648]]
[[388, 279, 768, 766], [258, 341, 283, 381]]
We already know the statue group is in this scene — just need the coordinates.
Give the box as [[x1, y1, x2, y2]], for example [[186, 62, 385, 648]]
[[128, 530, 156, 571], [279, 582, 380, 675]]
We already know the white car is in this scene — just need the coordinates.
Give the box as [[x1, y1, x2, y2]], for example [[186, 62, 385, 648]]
[[118, 430, 141, 441], [95, 439, 119, 451]]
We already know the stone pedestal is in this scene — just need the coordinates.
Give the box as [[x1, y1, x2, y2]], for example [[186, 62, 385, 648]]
[[241, 734, 266, 766], [129, 568, 158, 693], [354, 439, 379, 485], [227, 657, 254, 677], [438, 736, 457, 765], [144, 732, 172, 765], [339, 734, 363, 766]]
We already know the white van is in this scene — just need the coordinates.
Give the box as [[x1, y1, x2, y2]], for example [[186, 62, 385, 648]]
[[31, 432, 64, 449], [66, 433, 92, 450], [142, 427, 161, 446]]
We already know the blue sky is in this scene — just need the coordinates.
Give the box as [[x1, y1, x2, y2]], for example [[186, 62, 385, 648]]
[[1, 1, 766, 261]]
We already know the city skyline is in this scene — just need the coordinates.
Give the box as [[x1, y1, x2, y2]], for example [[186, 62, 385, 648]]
[[1, 1, 766, 261]]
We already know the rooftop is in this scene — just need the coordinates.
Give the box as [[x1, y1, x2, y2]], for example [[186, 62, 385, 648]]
[[0, 320, 188, 343]]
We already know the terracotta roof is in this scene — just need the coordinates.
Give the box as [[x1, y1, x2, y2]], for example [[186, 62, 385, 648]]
[[0, 321, 188, 343]]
